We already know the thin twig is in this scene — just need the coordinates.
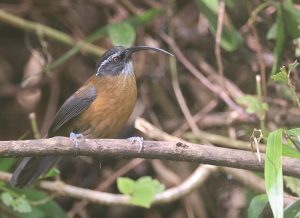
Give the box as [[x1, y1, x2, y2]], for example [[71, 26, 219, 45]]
[[215, 0, 226, 88], [40, 76, 60, 135], [68, 158, 145, 216], [119, 0, 140, 15], [167, 0, 201, 135], [173, 100, 218, 136], [29, 113, 41, 139], [97, 158, 145, 191], [159, 32, 250, 119], [0, 9, 105, 56], [135, 117, 254, 151], [220, 167, 297, 205], [0, 166, 217, 206], [251, 25, 267, 98], [196, 55, 244, 99], [170, 54, 200, 134]]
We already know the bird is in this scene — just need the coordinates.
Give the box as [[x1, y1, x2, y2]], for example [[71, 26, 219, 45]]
[[10, 46, 173, 188]]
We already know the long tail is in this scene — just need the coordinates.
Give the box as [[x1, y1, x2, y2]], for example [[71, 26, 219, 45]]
[[10, 156, 59, 188]]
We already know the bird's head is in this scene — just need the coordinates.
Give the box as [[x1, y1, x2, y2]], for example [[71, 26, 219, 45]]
[[96, 46, 173, 77]]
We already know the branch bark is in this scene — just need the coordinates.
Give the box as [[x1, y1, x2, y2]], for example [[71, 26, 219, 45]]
[[1, 137, 300, 178]]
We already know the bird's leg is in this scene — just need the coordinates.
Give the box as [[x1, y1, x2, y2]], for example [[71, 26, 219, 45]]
[[70, 132, 85, 155], [127, 136, 144, 152]]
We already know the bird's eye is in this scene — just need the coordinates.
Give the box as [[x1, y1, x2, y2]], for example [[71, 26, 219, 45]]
[[112, 56, 120, 63]]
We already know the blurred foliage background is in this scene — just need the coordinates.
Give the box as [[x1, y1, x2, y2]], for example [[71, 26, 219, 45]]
[[1, 0, 300, 217]]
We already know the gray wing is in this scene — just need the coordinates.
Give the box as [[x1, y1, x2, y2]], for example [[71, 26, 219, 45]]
[[48, 85, 97, 136], [10, 156, 59, 188]]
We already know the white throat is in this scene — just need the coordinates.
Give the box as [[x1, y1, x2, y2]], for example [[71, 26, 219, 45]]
[[121, 61, 134, 75]]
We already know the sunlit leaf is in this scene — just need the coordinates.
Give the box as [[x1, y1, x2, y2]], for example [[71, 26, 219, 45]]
[[265, 129, 283, 218], [1, 192, 13, 206], [12, 196, 31, 213], [282, 144, 300, 158], [43, 168, 60, 178], [117, 177, 135, 195], [108, 22, 135, 47], [117, 176, 165, 208], [271, 67, 288, 84], [130, 180, 156, 208], [236, 95, 268, 119]]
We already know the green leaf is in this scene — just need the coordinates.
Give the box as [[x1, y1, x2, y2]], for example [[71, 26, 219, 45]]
[[130, 177, 165, 208], [151, 179, 165, 194], [282, 144, 300, 158], [108, 22, 136, 47], [130, 182, 155, 208], [265, 129, 283, 218], [126, 9, 162, 27], [18, 189, 68, 218], [236, 95, 268, 119], [0, 187, 66, 217], [117, 176, 165, 208], [283, 2, 300, 39], [267, 23, 277, 40], [285, 128, 300, 151], [0, 158, 15, 171], [287, 60, 299, 76], [136, 176, 165, 195], [43, 168, 60, 178], [117, 177, 135, 195], [12, 196, 31, 213], [1, 192, 13, 206], [284, 199, 300, 218], [247, 194, 268, 218], [271, 7, 286, 75], [49, 8, 161, 69], [195, 0, 243, 52], [284, 176, 300, 196], [286, 128, 300, 138], [18, 207, 45, 218], [136, 176, 152, 183], [271, 66, 288, 84]]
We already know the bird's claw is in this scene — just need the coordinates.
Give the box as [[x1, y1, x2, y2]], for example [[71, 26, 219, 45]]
[[127, 136, 144, 152], [70, 132, 84, 155]]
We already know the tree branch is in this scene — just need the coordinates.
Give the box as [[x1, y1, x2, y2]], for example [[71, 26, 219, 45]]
[[1, 137, 300, 178]]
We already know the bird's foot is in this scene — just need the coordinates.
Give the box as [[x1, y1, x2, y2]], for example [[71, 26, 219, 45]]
[[127, 136, 144, 152], [70, 132, 85, 155]]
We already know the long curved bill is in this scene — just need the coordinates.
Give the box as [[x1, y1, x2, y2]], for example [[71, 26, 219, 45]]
[[126, 46, 174, 56]]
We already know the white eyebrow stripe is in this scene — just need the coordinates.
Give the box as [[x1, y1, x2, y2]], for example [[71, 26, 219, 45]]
[[96, 51, 122, 76]]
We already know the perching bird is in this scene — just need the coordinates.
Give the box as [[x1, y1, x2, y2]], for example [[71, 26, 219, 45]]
[[10, 46, 173, 188]]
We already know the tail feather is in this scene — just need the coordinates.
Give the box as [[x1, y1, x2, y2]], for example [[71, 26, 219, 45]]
[[10, 156, 58, 188]]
